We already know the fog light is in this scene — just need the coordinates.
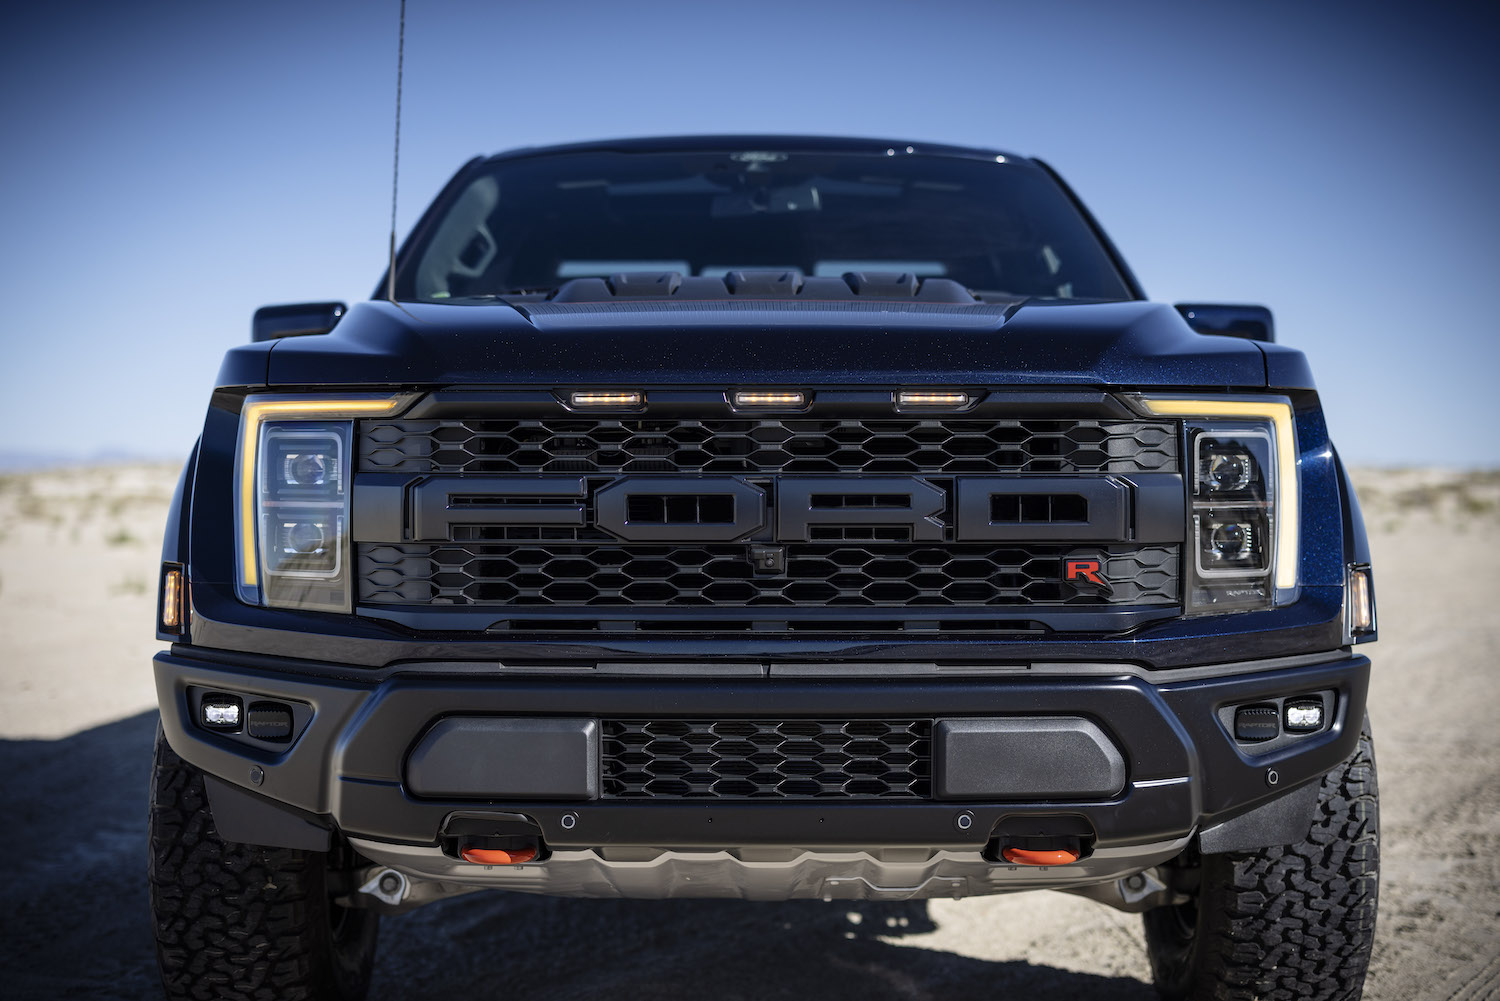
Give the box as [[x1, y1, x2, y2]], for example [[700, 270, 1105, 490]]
[[201, 696, 242, 730], [1285, 700, 1324, 732]]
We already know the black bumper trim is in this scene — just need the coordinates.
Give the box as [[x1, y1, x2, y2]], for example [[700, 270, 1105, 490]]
[[184, 578, 1347, 671], [154, 648, 1369, 851]]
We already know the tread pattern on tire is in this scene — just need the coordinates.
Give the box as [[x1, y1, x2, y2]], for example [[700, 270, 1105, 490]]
[[1146, 723, 1380, 1001], [148, 730, 374, 1001]]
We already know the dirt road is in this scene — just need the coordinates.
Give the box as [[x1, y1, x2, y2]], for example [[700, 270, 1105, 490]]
[[1, 466, 1497, 1000]]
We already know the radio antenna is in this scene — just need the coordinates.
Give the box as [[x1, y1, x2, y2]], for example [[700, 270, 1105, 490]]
[[386, 0, 406, 303]]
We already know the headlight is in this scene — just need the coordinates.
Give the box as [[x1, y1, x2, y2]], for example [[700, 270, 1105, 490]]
[[235, 395, 409, 612], [1138, 397, 1299, 613]]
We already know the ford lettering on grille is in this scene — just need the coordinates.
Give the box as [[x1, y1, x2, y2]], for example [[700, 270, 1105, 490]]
[[400, 474, 1173, 544]]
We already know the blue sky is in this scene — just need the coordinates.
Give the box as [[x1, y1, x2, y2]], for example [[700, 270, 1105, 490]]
[[1, 0, 1496, 466]]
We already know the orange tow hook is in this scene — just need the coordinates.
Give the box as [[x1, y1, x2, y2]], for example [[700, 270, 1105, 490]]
[[1001, 846, 1081, 866], [461, 845, 538, 865]]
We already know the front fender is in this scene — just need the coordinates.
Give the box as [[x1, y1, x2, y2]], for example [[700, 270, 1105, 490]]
[[157, 441, 199, 642], [1333, 446, 1377, 644]]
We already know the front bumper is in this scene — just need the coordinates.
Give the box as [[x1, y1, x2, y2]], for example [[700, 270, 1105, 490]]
[[156, 647, 1368, 898]]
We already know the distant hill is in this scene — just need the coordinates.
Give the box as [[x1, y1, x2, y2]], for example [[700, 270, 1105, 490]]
[[0, 448, 179, 472]]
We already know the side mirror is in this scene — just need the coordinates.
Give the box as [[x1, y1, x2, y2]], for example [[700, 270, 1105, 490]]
[[1173, 303, 1274, 343], [252, 302, 347, 342]]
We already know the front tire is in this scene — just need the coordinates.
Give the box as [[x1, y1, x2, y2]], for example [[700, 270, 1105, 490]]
[[1143, 720, 1379, 1001], [148, 728, 379, 1001]]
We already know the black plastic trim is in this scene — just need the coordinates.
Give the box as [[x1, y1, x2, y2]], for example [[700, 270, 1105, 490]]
[[187, 576, 1343, 670], [407, 718, 600, 800], [204, 774, 332, 851], [1196, 776, 1320, 854], [155, 648, 1369, 852], [394, 387, 1142, 421], [934, 717, 1126, 800]]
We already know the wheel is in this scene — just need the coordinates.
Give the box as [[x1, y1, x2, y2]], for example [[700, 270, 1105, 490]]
[[1143, 719, 1379, 1001], [148, 727, 379, 1001]]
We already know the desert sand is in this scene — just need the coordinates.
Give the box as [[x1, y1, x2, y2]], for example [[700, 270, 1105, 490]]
[[1, 464, 1497, 1000]]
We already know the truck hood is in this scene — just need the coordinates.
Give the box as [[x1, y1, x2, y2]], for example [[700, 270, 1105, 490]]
[[255, 298, 1272, 388]]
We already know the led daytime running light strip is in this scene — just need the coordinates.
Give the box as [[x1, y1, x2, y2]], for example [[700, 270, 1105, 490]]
[[238, 397, 406, 587], [1140, 397, 1299, 590]]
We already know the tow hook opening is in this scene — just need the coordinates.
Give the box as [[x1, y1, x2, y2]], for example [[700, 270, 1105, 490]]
[[440, 811, 550, 865], [984, 815, 1096, 866], [459, 842, 539, 865]]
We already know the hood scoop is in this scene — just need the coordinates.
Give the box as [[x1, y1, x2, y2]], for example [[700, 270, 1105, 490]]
[[546, 270, 984, 305]]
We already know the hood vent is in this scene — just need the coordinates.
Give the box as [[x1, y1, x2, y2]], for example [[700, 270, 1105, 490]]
[[548, 270, 982, 305]]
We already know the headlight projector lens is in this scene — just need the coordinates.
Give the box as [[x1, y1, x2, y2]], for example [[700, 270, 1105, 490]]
[[284, 452, 330, 487], [284, 521, 328, 555], [1210, 521, 1253, 561], [1206, 449, 1253, 492]]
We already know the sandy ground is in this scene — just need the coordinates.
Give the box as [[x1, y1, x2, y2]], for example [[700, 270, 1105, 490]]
[[1, 464, 1497, 1000]]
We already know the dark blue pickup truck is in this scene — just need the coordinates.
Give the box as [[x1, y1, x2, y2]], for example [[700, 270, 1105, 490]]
[[148, 135, 1379, 1001]]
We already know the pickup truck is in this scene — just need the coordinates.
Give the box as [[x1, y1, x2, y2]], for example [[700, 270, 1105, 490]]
[[148, 135, 1379, 1001]]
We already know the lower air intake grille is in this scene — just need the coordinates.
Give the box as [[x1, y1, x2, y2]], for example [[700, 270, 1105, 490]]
[[601, 719, 932, 799]]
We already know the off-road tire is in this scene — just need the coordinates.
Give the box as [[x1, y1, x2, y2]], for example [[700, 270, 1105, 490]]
[[1143, 719, 1379, 1001], [148, 728, 379, 1001]]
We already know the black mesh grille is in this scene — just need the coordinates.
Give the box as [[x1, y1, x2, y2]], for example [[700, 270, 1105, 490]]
[[358, 543, 1179, 606], [360, 417, 1178, 475], [601, 719, 932, 799]]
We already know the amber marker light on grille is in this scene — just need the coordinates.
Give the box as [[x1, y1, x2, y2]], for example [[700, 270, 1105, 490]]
[[237, 396, 408, 588], [569, 391, 642, 407], [1139, 397, 1299, 590], [733, 391, 806, 407], [898, 391, 969, 407]]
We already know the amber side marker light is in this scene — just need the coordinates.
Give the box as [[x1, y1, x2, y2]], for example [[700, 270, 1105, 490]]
[[1349, 566, 1375, 633], [160, 563, 186, 632], [734, 391, 806, 407], [570, 391, 642, 407]]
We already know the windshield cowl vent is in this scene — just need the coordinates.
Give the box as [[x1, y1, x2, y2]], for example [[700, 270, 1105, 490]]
[[548, 271, 980, 305]]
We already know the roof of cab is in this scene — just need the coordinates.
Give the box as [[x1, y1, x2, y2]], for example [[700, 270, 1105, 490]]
[[484, 134, 1027, 164]]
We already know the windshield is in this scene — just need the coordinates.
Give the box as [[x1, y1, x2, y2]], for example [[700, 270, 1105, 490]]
[[395, 149, 1133, 302]]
